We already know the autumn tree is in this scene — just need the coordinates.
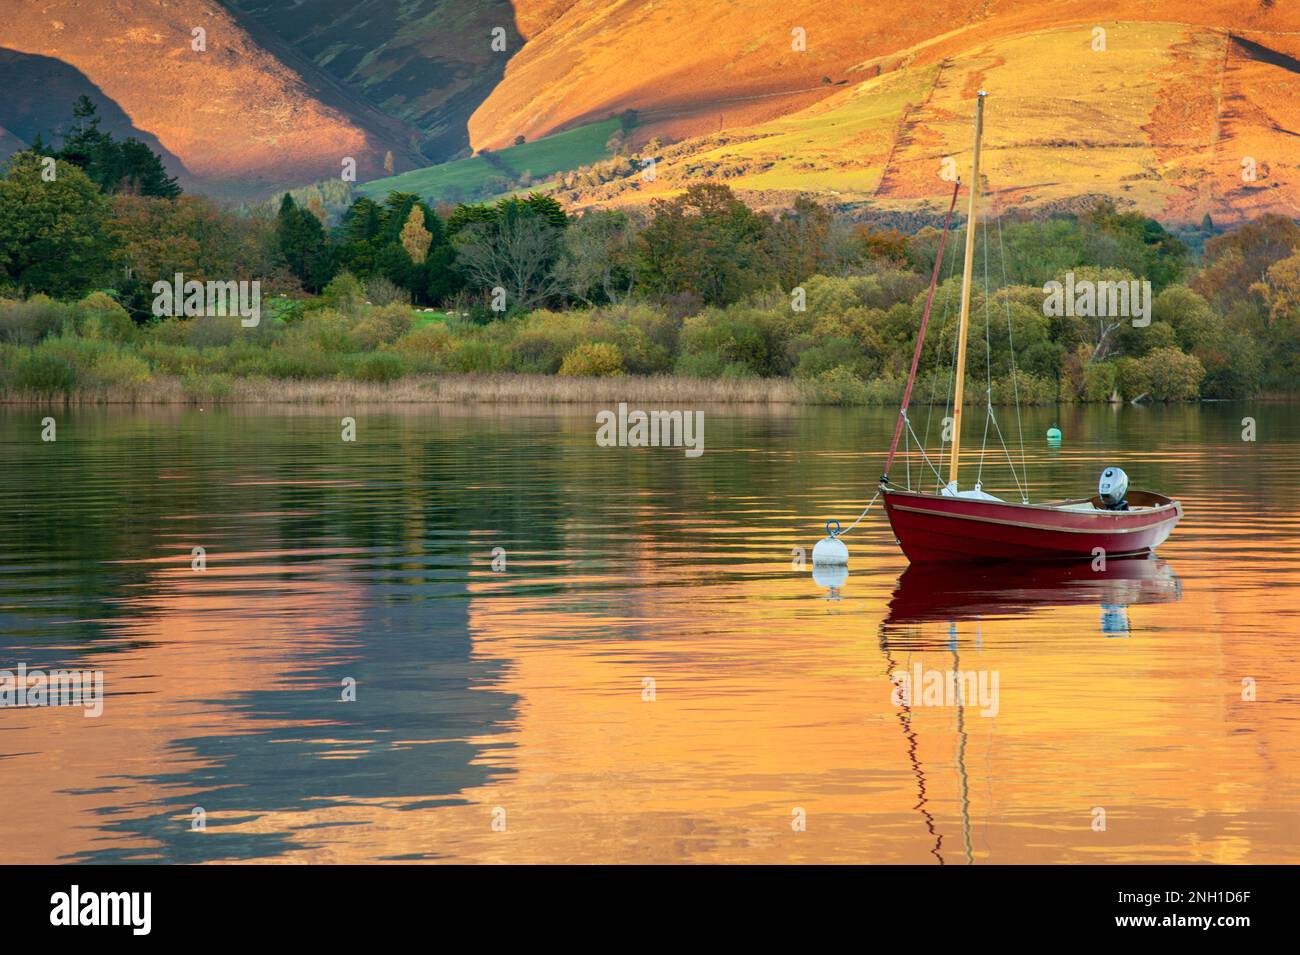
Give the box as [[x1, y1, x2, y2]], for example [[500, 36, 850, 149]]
[[108, 194, 284, 316], [1193, 214, 1300, 312], [1258, 250, 1300, 387], [767, 196, 834, 290], [858, 225, 910, 266], [305, 194, 329, 227], [400, 205, 433, 264]]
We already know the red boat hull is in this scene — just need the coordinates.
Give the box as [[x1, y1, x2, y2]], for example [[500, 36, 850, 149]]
[[881, 488, 1183, 563]]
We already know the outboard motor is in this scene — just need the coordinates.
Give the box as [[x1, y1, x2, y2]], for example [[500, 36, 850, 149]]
[[1098, 467, 1129, 511]]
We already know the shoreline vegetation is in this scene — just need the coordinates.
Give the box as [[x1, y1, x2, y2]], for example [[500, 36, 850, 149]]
[[2, 369, 1291, 407], [5, 371, 1289, 405], [5, 98, 1300, 408], [0, 372, 806, 406]]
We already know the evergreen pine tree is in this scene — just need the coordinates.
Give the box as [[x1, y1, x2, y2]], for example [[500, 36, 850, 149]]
[[116, 139, 181, 198], [50, 97, 181, 197], [277, 194, 332, 291]]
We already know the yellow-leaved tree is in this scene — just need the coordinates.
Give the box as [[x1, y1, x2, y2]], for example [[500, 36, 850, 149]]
[[400, 206, 432, 264]]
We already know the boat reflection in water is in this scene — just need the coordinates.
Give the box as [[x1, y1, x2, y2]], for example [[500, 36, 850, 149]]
[[883, 556, 1182, 635], [864, 557, 1181, 864]]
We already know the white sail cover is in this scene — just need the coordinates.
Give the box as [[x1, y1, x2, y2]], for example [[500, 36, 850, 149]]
[[941, 481, 1003, 501]]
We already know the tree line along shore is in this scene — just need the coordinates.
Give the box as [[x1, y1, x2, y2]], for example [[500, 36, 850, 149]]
[[2, 98, 1297, 405]]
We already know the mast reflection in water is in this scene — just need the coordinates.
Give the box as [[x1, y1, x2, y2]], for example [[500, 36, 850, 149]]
[[862, 557, 1182, 864]]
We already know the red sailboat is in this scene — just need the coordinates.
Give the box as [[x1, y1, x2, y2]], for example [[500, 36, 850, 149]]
[[880, 487, 1182, 563], [877, 92, 1182, 564]]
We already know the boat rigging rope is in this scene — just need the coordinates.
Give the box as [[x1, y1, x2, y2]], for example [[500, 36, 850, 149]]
[[906, 414, 949, 487], [884, 181, 962, 480], [995, 209, 1030, 500], [904, 410, 911, 491], [987, 405, 1028, 503], [827, 488, 882, 538], [922, 227, 962, 491], [977, 214, 993, 488], [965, 163, 1030, 502]]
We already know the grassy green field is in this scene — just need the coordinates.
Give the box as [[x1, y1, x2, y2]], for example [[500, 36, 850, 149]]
[[358, 117, 623, 203], [412, 310, 456, 328]]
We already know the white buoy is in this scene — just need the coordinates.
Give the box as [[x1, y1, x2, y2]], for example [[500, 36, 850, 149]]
[[812, 520, 849, 566]]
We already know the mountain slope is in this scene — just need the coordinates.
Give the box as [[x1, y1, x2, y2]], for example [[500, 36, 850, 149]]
[[357, 116, 623, 203], [215, 0, 521, 162], [470, 1, 1300, 192], [546, 16, 1300, 224], [4, 0, 1298, 219], [470, 0, 995, 152], [0, 0, 415, 196]]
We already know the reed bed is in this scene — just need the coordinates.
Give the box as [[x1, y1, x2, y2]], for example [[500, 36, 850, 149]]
[[0, 373, 806, 406]]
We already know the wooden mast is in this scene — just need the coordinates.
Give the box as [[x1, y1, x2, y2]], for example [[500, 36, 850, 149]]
[[947, 90, 986, 490]]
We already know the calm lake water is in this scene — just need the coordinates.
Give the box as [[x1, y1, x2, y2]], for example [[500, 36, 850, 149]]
[[1, 401, 1297, 864]]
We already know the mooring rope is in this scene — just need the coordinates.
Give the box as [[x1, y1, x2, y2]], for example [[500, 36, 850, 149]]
[[827, 488, 883, 539]]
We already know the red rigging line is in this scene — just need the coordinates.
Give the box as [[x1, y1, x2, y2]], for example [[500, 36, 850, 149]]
[[882, 178, 961, 482]]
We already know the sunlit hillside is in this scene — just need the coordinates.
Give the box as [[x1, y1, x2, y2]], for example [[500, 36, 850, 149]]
[[473, 1, 1299, 154], [554, 20, 1300, 225], [2, 0, 1298, 216], [0, 0, 413, 195]]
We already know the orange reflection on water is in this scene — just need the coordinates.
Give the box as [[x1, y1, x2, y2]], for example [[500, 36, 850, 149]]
[[3, 528, 1298, 864], [3, 405, 1299, 864], [0, 556, 363, 864], [430, 549, 1300, 864]]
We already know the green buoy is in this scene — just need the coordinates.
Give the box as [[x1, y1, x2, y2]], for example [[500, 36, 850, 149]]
[[1046, 425, 1062, 443]]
